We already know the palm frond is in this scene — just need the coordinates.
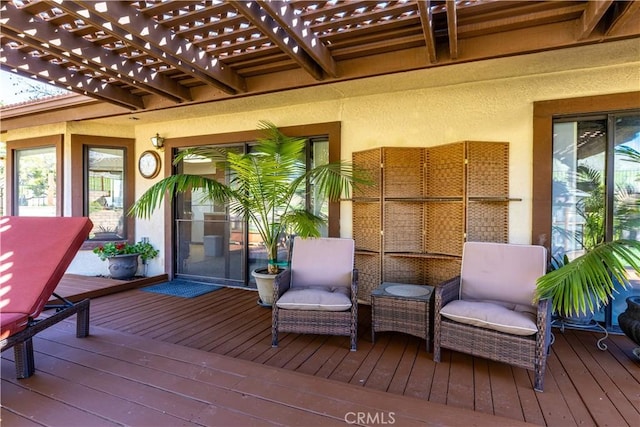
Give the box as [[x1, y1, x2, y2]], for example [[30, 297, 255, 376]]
[[535, 239, 640, 316], [128, 174, 231, 218]]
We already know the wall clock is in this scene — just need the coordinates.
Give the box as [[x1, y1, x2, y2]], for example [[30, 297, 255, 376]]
[[138, 150, 161, 179]]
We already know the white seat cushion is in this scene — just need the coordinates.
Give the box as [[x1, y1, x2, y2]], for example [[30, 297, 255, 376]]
[[440, 300, 538, 336], [276, 285, 352, 312]]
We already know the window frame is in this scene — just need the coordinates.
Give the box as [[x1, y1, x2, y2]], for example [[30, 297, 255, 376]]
[[71, 135, 135, 249], [532, 92, 640, 250], [5, 135, 64, 216]]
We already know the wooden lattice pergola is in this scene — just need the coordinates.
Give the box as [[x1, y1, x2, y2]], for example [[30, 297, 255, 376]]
[[1, 0, 639, 113]]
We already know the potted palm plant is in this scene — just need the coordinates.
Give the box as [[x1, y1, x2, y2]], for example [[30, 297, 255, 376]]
[[130, 121, 367, 305]]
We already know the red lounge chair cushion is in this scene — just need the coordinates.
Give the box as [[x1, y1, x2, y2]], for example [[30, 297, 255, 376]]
[[0, 216, 92, 338], [0, 312, 29, 340]]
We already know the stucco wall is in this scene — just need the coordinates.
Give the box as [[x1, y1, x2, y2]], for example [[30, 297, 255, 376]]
[[4, 39, 639, 277]]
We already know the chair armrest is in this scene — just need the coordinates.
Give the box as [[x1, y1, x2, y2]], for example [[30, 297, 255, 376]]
[[273, 269, 292, 303], [351, 269, 359, 305], [537, 297, 552, 344], [434, 276, 461, 313]]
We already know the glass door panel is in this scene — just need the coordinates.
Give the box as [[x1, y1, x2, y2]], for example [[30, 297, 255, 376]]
[[552, 113, 640, 330], [175, 146, 245, 284], [611, 114, 640, 327]]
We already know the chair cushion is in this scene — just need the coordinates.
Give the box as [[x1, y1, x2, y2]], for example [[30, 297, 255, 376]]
[[460, 242, 547, 312], [0, 312, 29, 340], [440, 300, 538, 336], [290, 237, 354, 289], [276, 285, 352, 311], [0, 216, 93, 321]]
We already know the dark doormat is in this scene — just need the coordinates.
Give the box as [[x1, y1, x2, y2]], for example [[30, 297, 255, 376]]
[[141, 279, 222, 298]]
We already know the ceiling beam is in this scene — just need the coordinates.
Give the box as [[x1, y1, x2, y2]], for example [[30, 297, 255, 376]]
[[1, 43, 144, 110], [446, 0, 458, 60], [606, 0, 640, 36], [234, 1, 324, 80], [1, 2, 191, 103], [577, 0, 613, 40], [417, 0, 437, 64], [258, 0, 337, 78], [57, 1, 245, 94]]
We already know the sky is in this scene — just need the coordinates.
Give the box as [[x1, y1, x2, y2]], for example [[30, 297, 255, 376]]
[[0, 69, 68, 105]]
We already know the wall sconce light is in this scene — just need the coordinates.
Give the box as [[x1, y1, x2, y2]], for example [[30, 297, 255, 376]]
[[150, 133, 164, 150]]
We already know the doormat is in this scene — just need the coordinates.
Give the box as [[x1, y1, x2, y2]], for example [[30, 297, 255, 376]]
[[141, 279, 222, 298]]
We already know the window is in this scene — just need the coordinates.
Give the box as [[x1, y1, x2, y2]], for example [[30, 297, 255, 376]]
[[533, 92, 640, 332], [71, 135, 135, 244], [5, 135, 63, 216], [86, 147, 126, 240]]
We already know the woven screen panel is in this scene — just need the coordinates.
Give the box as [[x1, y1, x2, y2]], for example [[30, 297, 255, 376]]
[[353, 202, 381, 252], [425, 143, 464, 197], [425, 201, 464, 256], [383, 147, 424, 198], [356, 252, 380, 303], [383, 201, 423, 253], [467, 201, 509, 243], [352, 148, 381, 199], [383, 256, 424, 285], [466, 142, 509, 197], [424, 258, 461, 286]]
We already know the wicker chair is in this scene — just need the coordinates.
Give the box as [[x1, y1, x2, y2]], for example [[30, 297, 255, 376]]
[[433, 242, 551, 392], [272, 237, 358, 351]]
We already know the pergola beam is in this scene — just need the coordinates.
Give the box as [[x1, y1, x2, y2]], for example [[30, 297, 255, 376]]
[[257, 0, 337, 78], [417, 0, 437, 64], [606, 0, 640, 36], [577, 0, 613, 40], [57, 0, 245, 94], [1, 43, 144, 110], [234, 1, 324, 80], [1, 2, 191, 103], [446, 0, 458, 60]]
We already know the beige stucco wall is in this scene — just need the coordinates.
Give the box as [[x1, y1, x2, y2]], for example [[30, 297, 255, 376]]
[[4, 38, 639, 277]]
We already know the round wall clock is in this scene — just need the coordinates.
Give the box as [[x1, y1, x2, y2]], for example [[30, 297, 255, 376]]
[[138, 150, 161, 179]]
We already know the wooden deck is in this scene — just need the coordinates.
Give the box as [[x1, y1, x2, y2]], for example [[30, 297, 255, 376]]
[[3, 276, 640, 426]]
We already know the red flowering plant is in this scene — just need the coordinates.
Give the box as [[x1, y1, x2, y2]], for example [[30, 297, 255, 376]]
[[93, 241, 158, 262]]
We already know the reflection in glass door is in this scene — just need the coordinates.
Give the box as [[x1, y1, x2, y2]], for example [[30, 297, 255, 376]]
[[175, 146, 245, 285], [552, 113, 640, 331]]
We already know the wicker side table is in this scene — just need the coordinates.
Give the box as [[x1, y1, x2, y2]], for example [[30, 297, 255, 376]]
[[371, 282, 434, 351]]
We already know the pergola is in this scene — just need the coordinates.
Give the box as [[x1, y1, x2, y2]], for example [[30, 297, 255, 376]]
[[1, 0, 639, 115]]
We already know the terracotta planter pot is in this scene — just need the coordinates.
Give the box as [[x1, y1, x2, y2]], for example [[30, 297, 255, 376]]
[[108, 254, 139, 279]]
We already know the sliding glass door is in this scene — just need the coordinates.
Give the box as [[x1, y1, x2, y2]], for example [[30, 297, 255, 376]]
[[551, 112, 640, 330], [173, 137, 330, 287]]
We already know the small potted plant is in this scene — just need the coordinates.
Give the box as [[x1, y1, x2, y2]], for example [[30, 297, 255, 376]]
[[93, 240, 159, 279]]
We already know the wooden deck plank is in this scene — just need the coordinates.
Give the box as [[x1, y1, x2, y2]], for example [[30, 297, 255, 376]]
[[566, 330, 639, 425], [472, 357, 495, 415], [447, 351, 475, 410], [387, 338, 420, 395], [541, 347, 590, 427], [0, 379, 119, 427], [553, 330, 629, 426], [7, 278, 637, 427], [515, 370, 546, 425], [1, 407, 43, 427], [488, 361, 525, 422], [2, 320, 535, 427]]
